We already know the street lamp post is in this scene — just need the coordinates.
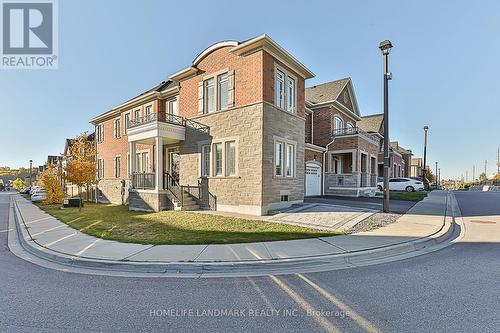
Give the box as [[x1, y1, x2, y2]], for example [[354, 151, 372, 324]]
[[379, 40, 393, 213], [422, 126, 429, 189], [29, 159, 33, 187], [435, 161, 438, 186]]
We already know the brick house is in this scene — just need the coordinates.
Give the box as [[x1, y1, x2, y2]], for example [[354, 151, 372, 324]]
[[304, 78, 380, 197], [90, 35, 314, 215]]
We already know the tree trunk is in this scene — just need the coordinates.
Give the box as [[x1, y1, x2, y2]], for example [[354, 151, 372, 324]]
[[78, 186, 82, 211]]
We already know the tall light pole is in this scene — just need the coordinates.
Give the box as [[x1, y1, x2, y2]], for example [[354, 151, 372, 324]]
[[379, 40, 393, 213], [29, 159, 33, 187], [435, 162, 438, 186], [438, 168, 441, 186], [422, 126, 429, 189]]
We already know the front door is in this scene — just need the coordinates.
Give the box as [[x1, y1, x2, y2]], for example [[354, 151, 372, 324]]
[[168, 148, 181, 183]]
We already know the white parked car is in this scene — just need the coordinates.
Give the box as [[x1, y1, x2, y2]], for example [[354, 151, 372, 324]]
[[377, 178, 425, 192], [31, 189, 47, 202]]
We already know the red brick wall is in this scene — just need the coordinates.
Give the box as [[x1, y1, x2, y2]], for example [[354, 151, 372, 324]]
[[178, 46, 264, 119], [312, 106, 332, 147], [305, 149, 322, 165], [305, 113, 312, 143]]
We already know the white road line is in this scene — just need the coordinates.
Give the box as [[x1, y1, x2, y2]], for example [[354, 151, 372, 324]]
[[270, 275, 340, 333], [0, 228, 13, 233], [296, 274, 381, 333], [45, 233, 77, 247], [31, 225, 65, 237]]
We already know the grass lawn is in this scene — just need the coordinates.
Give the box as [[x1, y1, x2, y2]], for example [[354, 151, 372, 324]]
[[37, 203, 342, 245], [389, 191, 428, 201]]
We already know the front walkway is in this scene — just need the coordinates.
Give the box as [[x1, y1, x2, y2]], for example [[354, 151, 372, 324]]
[[11, 191, 453, 265]]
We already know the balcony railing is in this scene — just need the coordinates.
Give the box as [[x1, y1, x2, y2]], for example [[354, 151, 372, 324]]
[[132, 172, 155, 189], [332, 126, 379, 142], [128, 112, 210, 134]]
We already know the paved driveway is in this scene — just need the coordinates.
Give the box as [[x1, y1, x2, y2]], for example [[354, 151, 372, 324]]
[[305, 195, 416, 214], [270, 203, 375, 231]]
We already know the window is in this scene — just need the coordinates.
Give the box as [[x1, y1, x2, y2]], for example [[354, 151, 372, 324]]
[[280, 195, 289, 202], [286, 76, 295, 112], [285, 144, 294, 177], [97, 158, 104, 178], [275, 70, 285, 109], [204, 78, 215, 114], [168, 99, 178, 115], [142, 152, 149, 173], [275, 142, 283, 176], [96, 124, 104, 143], [114, 156, 121, 178], [134, 109, 140, 121], [124, 113, 130, 130], [218, 73, 229, 111], [213, 143, 222, 176], [145, 105, 152, 121], [225, 141, 236, 176], [113, 118, 121, 138], [334, 116, 344, 131], [126, 153, 130, 176], [201, 145, 210, 177]]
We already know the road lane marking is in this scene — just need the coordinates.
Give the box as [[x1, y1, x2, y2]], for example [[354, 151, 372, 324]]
[[0, 228, 13, 233], [270, 275, 340, 333], [296, 274, 381, 333], [246, 277, 277, 313], [31, 225, 65, 237], [45, 232, 76, 247]]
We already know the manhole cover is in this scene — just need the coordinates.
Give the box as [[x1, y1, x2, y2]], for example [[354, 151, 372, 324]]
[[470, 220, 497, 224]]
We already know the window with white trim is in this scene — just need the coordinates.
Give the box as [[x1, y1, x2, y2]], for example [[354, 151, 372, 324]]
[[275, 140, 296, 177], [275, 69, 285, 109], [96, 124, 104, 143], [201, 145, 210, 177], [225, 141, 236, 176], [213, 143, 222, 176], [218, 73, 229, 111], [124, 113, 130, 130], [168, 99, 178, 115], [145, 105, 152, 120], [113, 118, 121, 139], [97, 158, 104, 178], [114, 156, 121, 178], [334, 116, 344, 131], [285, 144, 295, 177], [286, 76, 295, 112], [275, 142, 283, 176], [134, 109, 140, 121], [204, 78, 215, 114]]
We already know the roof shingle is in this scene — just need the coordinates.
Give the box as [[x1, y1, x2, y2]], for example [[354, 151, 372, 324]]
[[305, 78, 350, 104]]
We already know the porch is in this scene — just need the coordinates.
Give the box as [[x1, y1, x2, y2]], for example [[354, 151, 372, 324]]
[[127, 112, 215, 211]]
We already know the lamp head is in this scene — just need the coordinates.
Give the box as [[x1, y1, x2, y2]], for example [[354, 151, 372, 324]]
[[424, 125, 429, 131], [379, 40, 393, 55]]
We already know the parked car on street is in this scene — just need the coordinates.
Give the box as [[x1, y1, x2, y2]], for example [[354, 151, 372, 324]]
[[31, 189, 47, 202], [377, 178, 425, 192], [19, 187, 31, 194]]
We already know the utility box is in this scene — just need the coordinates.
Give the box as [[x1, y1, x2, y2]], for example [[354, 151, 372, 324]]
[[62, 198, 83, 208]]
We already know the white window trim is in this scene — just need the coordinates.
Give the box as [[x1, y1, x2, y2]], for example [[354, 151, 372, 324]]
[[97, 157, 104, 179], [124, 112, 131, 132], [274, 63, 297, 114], [200, 143, 211, 177], [202, 68, 230, 114], [166, 97, 178, 115], [273, 136, 297, 178], [333, 115, 344, 131], [96, 124, 104, 143], [207, 137, 239, 178], [113, 117, 121, 139], [114, 154, 121, 178]]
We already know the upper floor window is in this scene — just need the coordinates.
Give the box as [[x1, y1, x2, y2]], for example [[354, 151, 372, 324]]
[[204, 78, 215, 114], [145, 105, 153, 120], [275, 70, 285, 109], [333, 116, 344, 131], [96, 124, 104, 143], [218, 73, 229, 111], [113, 118, 121, 139], [134, 109, 140, 121], [286, 76, 295, 112], [124, 113, 130, 130], [168, 99, 178, 115]]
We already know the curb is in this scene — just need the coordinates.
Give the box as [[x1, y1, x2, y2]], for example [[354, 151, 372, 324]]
[[9, 193, 459, 277]]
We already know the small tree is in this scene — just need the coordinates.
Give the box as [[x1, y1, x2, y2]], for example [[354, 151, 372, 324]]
[[12, 178, 26, 191], [479, 172, 488, 182], [64, 132, 96, 210], [424, 168, 435, 184], [39, 165, 63, 204]]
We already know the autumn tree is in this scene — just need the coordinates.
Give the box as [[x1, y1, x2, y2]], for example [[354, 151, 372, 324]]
[[424, 168, 435, 183], [64, 132, 96, 210], [39, 165, 63, 204], [12, 178, 26, 191]]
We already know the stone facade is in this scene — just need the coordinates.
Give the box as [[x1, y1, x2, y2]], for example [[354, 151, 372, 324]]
[[97, 178, 130, 204]]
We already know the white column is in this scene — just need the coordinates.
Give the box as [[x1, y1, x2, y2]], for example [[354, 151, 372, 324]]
[[129, 141, 136, 177], [155, 136, 163, 191]]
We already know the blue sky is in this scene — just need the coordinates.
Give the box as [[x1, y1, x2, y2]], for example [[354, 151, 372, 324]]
[[1, 0, 499, 179]]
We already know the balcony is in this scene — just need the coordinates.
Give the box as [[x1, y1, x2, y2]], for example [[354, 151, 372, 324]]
[[332, 126, 379, 143]]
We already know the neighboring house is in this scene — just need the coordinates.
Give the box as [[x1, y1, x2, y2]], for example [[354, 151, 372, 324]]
[[390, 142, 412, 178], [304, 78, 380, 197], [90, 34, 314, 215], [410, 157, 423, 178]]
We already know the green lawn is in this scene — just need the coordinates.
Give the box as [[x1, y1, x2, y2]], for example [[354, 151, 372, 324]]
[[37, 203, 341, 245], [389, 191, 428, 201]]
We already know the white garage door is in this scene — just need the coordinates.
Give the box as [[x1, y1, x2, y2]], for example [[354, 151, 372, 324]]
[[305, 163, 321, 196]]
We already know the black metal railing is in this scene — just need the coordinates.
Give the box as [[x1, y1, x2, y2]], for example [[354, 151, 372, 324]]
[[128, 112, 210, 134], [332, 126, 362, 137], [132, 172, 155, 189], [163, 173, 217, 210], [164, 172, 183, 207]]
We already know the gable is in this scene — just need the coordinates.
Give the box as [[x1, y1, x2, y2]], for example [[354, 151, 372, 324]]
[[338, 86, 354, 112]]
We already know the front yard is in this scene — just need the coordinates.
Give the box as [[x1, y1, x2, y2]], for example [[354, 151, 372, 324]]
[[37, 203, 341, 245]]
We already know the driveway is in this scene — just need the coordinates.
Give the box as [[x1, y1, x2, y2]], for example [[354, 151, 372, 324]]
[[305, 195, 416, 214]]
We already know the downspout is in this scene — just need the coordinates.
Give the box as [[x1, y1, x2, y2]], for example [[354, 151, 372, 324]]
[[94, 124, 98, 204]]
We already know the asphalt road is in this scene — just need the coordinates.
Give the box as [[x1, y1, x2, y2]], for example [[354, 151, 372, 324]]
[[1, 191, 499, 332]]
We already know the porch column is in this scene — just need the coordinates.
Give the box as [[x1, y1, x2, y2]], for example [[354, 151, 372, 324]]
[[129, 141, 136, 177], [155, 136, 163, 190]]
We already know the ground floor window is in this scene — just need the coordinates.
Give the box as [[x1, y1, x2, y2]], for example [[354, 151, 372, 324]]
[[114, 156, 121, 178], [213, 143, 223, 176], [225, 141, 236, 176], [201, 145, 211, 177], [97, 158, 104, 179], [136, 152, 150, 173], [275, 140, 296, 178], [331, 156, 341, 174]]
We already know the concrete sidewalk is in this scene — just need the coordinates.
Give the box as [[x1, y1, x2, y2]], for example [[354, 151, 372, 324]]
[[8, 191, 458, 277]]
